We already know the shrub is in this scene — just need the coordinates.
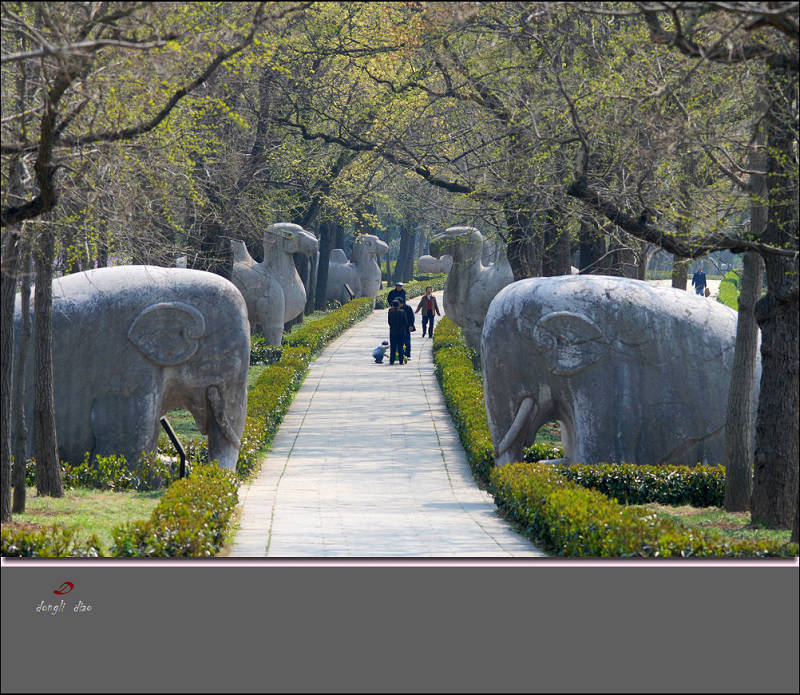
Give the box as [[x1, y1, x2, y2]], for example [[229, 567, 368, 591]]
[[558, 463, 725, 507], [110, 465, 238, 557], [717, 270, 740, 311], [250, 335, 283, 365], [489, 463, 797, 558], [523, 442, 565, 462], [432, 317, 494, 483], [2, 525, 103, 558]]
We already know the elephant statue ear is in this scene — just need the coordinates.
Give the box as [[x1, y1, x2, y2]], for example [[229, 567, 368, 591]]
[[128, 302, 207, 366], [522, 310, 609, 376]]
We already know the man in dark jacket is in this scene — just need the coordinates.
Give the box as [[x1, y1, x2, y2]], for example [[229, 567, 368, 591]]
[[398, 297, 415, 360], [691, 265, 707, 296], [387, 281, 406, 306], [387, 299, 408, 365]]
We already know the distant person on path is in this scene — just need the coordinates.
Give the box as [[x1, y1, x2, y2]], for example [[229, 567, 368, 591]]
[[372, 340, 389, 364], [388, 299, 408, 365], [415, 286, 441, 338], [691, 265, 707, 296], [387, 281, 406, 306], [398, 296, 415, 360]]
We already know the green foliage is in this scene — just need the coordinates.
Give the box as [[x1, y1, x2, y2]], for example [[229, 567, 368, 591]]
[[432, 318, 494, 483], [557, 463, 725, 507], [25, 452, 186, 492], [2, 526, 103, 558], [250, 335, 283, 365], [717, 270, 741, 310], [110, 465, 238, 557], [523, 442, 565, 461], [489, 463, 798, 558]]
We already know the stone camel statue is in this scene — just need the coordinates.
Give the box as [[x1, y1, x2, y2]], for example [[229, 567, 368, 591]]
[[230, 222, 319, 344], [430, 226, 514, 349], [325, 233, 389, 305]]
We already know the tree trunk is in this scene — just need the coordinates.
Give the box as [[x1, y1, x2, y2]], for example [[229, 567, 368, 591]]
[[578, 218, 606, 274], [12, 242, 32, 513], [724, 252, 764, 511], [1, 229, 18, 521], [750, 60, 799, 529], [334, 224, 345, 252], [315, 221, 333, 310], [671, 255, 689, 289], [402, 229, 416, 281], [751, 253, 799, 528], [541, 209, 572, 276], [33, 230, 63, 498], [393, 228, 412, 284], [504, 206, 541, 281], [305, 247, 318, 316]]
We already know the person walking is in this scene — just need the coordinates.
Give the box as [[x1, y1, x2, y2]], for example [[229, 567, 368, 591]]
[[415, 286, 441, 338], [691, 265, 708, 296], [398, 296, 415, 360], [387, 299, 408, 365]]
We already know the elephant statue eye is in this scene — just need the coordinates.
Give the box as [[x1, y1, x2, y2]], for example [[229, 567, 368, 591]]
[[530, 311, 609, 375]]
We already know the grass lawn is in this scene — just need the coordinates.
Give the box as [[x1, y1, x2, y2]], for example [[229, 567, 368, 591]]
[[636, 502, 793, 545], [3, 487, 165, 555]]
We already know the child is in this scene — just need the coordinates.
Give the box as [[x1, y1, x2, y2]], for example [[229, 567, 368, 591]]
[[372, 340, 390, 363]]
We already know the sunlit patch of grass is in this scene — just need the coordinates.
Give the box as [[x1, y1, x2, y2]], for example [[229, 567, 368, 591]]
[[6, 487, 164, 554], [637, 503, 792, 544]]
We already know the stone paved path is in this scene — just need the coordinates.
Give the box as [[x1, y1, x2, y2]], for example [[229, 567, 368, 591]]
[[230, 292, 545, 557]]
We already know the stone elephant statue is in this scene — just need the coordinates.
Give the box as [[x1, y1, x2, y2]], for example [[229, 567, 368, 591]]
[[417, 254, 453, 274], [481, 276, 757, 468], [231, 222, 319, 344], [325, 233, 389, 304], [13, 266, 251, 470], [430, 226, 513, 349]]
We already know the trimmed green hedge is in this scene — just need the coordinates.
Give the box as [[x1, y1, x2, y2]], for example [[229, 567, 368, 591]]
[[523, 442, 565, 462], [432, 317, 494, 483], [2, 525, 104, 558], [110, 465, 238, 557], [558, 463, 725, 507], [489, 463, 797, 558], [717, 270, 740, 311]]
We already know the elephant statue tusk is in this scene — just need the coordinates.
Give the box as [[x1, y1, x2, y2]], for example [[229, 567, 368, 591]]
[[496, 396, 536, 461], [207, 385, 242, 450]]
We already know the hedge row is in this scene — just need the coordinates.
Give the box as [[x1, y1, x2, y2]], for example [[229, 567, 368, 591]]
[[2, 525, 103, 558], [431, 317, 494, 483], [557, 463, 725, 507], [717, 270, 740, 311], [110, 465, 239, 557], [375, 276, 447, 309], [489, 463, 797, 557], [3, 297, 377, 557]]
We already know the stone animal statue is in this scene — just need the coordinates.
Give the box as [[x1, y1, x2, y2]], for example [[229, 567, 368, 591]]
[[430, 226, 514, 349], [417, 254, 453, 274], [13, 266, 251, 470], [230, 222, 319, 344], [325, 233, 389, 304], [481, 276, 757, 468]]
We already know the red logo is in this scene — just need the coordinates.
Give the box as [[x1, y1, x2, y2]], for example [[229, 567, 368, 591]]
[[53, 581, 74, 595]]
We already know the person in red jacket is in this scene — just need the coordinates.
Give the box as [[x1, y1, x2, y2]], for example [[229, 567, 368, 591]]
[[415, 286, 441, 338]]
